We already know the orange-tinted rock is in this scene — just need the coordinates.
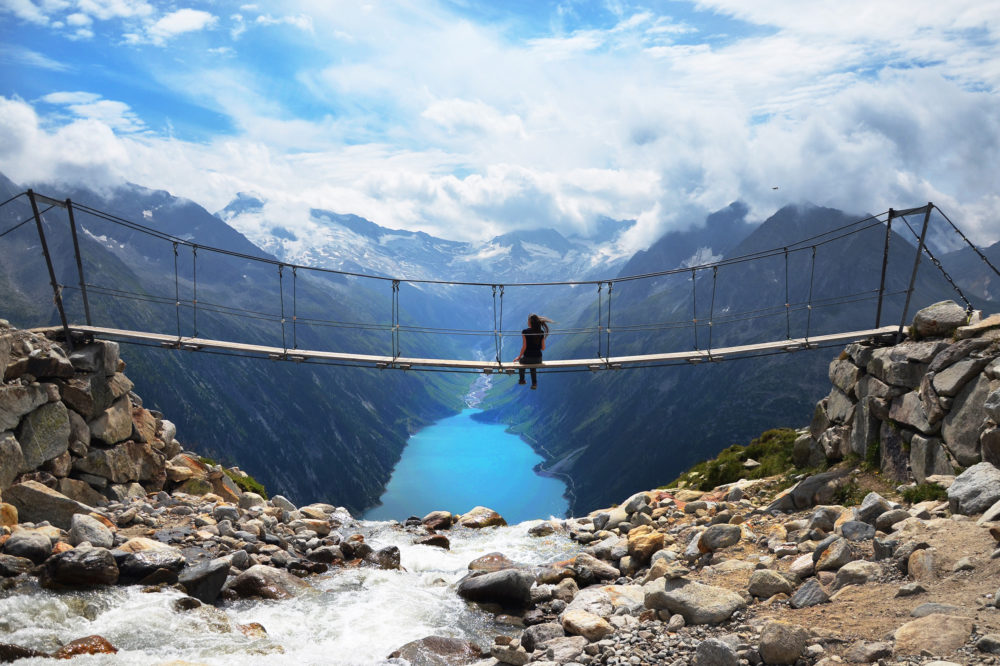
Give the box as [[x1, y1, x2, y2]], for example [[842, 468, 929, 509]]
[[238, 623, 268, 638], [458, 506, 506, 529], [51, 542, 74, 555], [468, 552, 516, 572], [53, 635, 118, 658]]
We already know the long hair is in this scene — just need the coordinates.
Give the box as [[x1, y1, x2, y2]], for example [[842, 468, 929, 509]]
[[528, 313, 554, 339]]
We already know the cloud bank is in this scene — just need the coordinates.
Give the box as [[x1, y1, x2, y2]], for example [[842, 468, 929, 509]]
[[0, 0, 997, 252]]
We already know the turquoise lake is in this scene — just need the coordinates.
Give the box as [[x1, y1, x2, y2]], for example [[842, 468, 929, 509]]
[[364, 409, 569, 524]]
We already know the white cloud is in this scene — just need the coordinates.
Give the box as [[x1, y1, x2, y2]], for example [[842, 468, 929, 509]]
[[75, 0, 152, 21], [40, 92, 145, 133], [146, 8, 217, 45], [1, 0, 49, 24], [0, 45, 71, 71], [254, 13, 313, 32]]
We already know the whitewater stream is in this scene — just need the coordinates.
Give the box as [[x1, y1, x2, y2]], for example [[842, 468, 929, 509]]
[[0, 521, 579, 665]]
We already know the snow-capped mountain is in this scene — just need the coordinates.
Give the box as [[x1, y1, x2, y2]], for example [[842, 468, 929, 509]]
[[215, 196, 636, 284]]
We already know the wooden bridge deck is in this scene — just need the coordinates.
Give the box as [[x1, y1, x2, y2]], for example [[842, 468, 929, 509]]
[[66, 324, 902, 371]]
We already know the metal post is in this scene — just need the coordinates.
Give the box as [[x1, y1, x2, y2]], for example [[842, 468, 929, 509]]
[[875, 209, 893, 327], [27, 190, 73, 347], [65, 199, 92, 326], [899, 203, 933, 334]]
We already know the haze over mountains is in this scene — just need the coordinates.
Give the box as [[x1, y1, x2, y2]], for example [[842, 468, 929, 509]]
[[2, 170, 994, 514]]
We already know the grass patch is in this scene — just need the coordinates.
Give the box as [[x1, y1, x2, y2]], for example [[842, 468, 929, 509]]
[[862, 438, 881, 472], [669, 428, 810, 491], [199, 457, 268, 499], [833, 480, 866, 506], [901, 483, 948, 504]]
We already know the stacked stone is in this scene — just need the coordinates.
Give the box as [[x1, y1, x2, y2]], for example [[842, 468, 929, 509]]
[[800, 301, 1000, 482]]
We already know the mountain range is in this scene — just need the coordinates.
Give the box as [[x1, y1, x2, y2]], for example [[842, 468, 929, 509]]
[[2, 172, 994, 515]]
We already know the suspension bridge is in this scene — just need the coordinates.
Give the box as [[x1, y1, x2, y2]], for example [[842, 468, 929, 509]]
[[1, 190, 991, 374]]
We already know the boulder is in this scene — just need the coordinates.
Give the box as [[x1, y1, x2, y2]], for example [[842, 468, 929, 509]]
[[792, 433, 826, 468], [628, 525, 664, 562], [116, 549, 186, 584], [0, 431, 25, 489], [52, 635, 118, 659], [40, 547, 119, 587], [908, 549, 935, 582], [843, 641, 893, 663], [88, 396, 133, 445], [457, 506, 506, 528], [759, 621, 809, 665], [0, 553, 34, 577], [468, 552, 517, 572], [867, 348, 926, 389], [69, 514, 114, 549], [889, 392, 935, 435], [816, 538, 856, 571], [789, 579, 829, 609], [225, 564, 310, 600], [941, 375, 990, 466], [57, 478, 107, 507], [748, 569, 796, 598], [16, 401, 71, 470], [570, 553, 620, 584], [522, 623, 565, 652], [833, 560, 881, 589], [693, 638, 738, 666], [0, 383, 49, 431], [3, 480, 93, 529], [388, 636, 483, 665], [416, 534, 450, 550], [766, 469, 850, 512], [829, 359, 862, 396], [364, 545, 401, 570], [178, 558, 231, 604], [947, 462, 1000, 515], [893, 613, 973, 656], [912, 301, 969, 338], [456, 569, 534, 607], [561, 609, 614, 641], [910, 435, 955, 484], [540, 636, 587, 663], [131, 406, 158, 444], [68, 341, 119, 376], [856, 492, 893, 524], [825, 388, 855, 425], [643, 578, 745, 625], [2, 529, 52, 563], [875, 508, 910, 533], [840, 520, 876, 542], [74, 440, 165, 484], [850, 398, 882, 459], [934, 358, 989, 397]]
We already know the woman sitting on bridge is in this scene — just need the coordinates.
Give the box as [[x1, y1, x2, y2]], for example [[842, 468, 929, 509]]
[[514, 313, 553, 389]]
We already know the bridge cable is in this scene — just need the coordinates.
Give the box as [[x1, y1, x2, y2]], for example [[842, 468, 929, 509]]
[[292, 267, 298, 349], [278, 265, 287, 352], [192, 246, 199, 338], [784, 248, 791, 340], [596, 282, 604, 359], [707, 266, 718, 352], [806, 246, 817, 340], [691, 269, 699, 350], [391, 280, 400, 360], [933, 205, 1000, 280], [0, 192, 27, 209], [606, 282, 613, 359], [898, 214, 972, 312], [498, 285, 505, 366], [173, 243, 181, 338]]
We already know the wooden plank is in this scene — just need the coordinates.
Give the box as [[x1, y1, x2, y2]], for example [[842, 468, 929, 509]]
[[70, 324, 899, 371]]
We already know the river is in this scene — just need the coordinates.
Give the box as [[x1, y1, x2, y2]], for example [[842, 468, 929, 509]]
[[364, 375, 569, 523]]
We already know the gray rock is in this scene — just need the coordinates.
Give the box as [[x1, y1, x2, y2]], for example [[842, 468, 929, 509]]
[[947, 462, 1000, 515], [541, 636, 587, 663], [766, 468, 850, 512], [987, 388, 1000, 423], [856, 492, 893, 525], [40, 547, 119, 587], [748, 569, 796, 598], [895, 582, 925, 597], [843, 641, 892, 663], [0, 553, 34, 577], [934, 358, 989, 397], [16, 401, 71, 470], [983, 427, 1000, 468], [977, 498, 1000, 524], [68, 341, 119, 376], [270, 495, 296, 512], [829, 359, 862, 396], [910, 435, 955, 484], [623, 492, 650, 514], [819, 426, 850, 461], [825, 388, 855, 425], [457, 569, 535, 607], [88, 396, 133, 446], [792, 433, 825, 469], [789, 579, 829, 608], [693, 638, 738, 666], [816, 537, 856, 571], [116, 549, 186, 584], [0, 383, 49, 431], [0, 431, 25, 490], [809, 400, 830, 439], [759, 621, 809, 665], [69, 514, 114, 549], [840, 521, 876, 542], [57, 478, 107, 508], [867, 348, 927, 389], [912, 301, 969, 338], [643, 578, 745, 625], [391, 636, 484, 665], [4, 480, 93, 529], [889, 392, 936, 435], [857, 374, 893, 400], [699, 524, 741, 551], [833, 560, 881, 589], [942, 375, 990, 466], [892, 340, 950, 364], [978, 635, 1000, 655], [178, 558, 230, 604], [850, 397, 882, 459], [225, 564, 310, 599], [929, 337, 993, 373], [911, 602, 962, 618], [521, 622, 564, 653], [875, 508, 911, 533], [2, 530, 52, 563], [73, 440, 165, 484], [364, 545, 401, 570]]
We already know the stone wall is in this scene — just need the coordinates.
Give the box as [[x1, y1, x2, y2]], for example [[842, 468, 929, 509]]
[[799, 301, 1000, 483], [0, 322, 248, 522]]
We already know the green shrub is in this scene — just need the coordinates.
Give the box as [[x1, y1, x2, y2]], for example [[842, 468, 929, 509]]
[[833, 480, 866, 506], [901, 483, 948, 504], [198, 456, 268, 499], [862, 438, 881, 472], [669, 428, 805, 491]]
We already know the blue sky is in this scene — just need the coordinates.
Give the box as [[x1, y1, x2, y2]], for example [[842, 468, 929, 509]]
[[1, 0, 998, 251]]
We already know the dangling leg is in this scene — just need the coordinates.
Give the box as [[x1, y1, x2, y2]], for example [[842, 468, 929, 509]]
[[530, 366, 537, 389], [518, 367, 526, 384]]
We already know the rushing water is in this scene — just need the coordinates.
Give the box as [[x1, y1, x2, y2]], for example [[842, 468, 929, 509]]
[[0, 522, 580, 665], [364, 407, 568, 524]]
